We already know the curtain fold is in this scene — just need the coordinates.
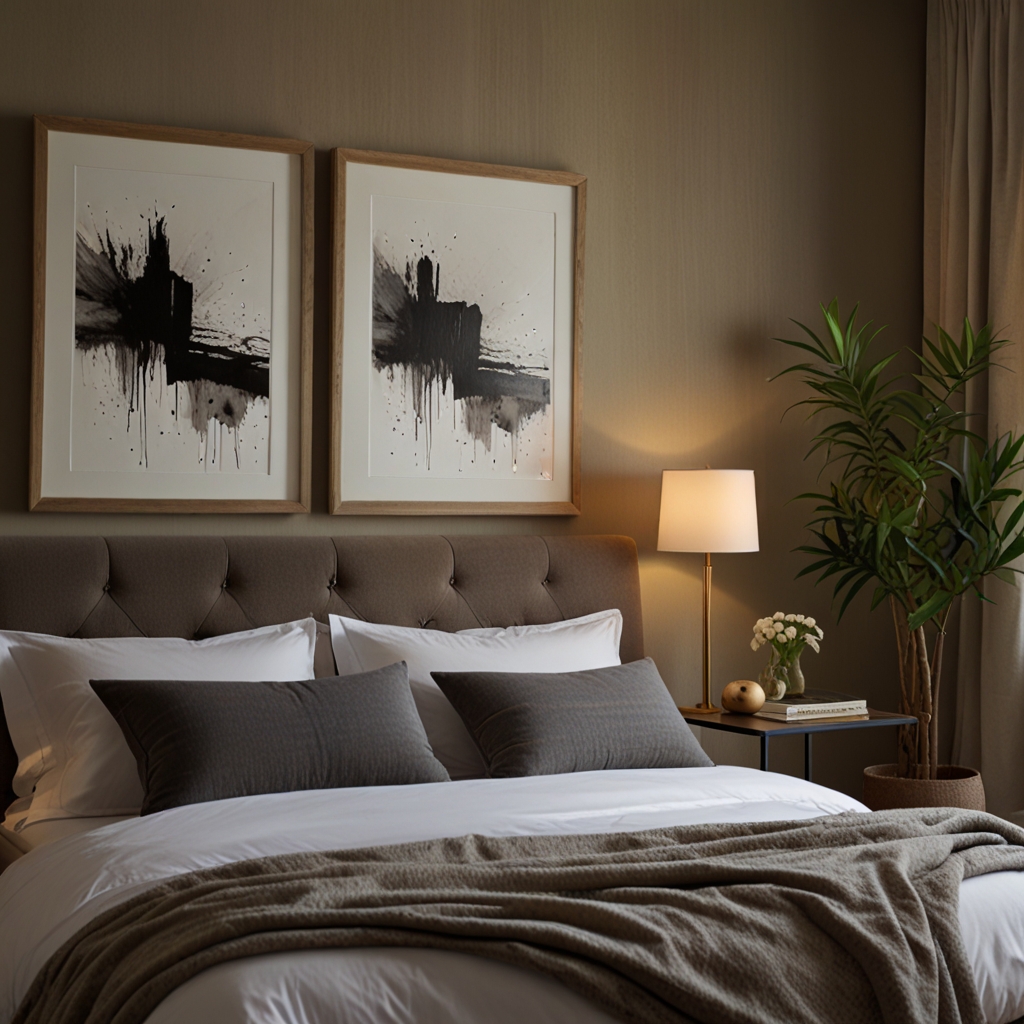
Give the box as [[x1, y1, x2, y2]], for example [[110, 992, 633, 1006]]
[[925, 0, 1024, 821]]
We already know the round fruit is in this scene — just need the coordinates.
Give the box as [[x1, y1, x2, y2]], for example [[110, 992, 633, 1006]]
[[721, 679, 766, 714]]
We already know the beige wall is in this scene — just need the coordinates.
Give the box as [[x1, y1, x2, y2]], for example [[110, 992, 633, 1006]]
[[0, 0, 927, 795]]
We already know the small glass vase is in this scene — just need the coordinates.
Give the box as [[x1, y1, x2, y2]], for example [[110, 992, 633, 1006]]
[[787, 652, 806, 695], [759, 651, 805, 700]]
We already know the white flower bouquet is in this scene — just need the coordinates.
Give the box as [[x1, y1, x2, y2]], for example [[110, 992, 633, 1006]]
[[750, 612, 823, 697]]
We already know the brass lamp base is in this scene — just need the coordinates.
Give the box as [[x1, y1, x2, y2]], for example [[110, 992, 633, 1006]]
[[680, 703, 721, 715]]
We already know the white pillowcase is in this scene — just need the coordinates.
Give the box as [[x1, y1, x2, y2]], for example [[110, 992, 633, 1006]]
[[0, 619, 317, 830], [329, 610, 623, 779]]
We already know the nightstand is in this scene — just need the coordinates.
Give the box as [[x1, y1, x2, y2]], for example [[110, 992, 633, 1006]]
[[680, 709, 917, 781]]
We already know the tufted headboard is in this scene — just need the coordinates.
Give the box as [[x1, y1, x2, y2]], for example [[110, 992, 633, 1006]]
[[0, 534, 643, 808]]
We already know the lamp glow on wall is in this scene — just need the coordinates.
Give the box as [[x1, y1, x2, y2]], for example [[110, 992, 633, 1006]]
[[658, 469, 759, 713]]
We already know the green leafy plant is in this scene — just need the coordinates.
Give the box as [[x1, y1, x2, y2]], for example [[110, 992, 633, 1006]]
[[776, 301, 1024, 779]]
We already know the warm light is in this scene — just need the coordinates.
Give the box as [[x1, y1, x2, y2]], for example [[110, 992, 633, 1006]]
[[657, 469, 759, 553]]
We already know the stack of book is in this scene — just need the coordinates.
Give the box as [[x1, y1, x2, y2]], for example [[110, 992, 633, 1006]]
[[754, 689, 867, 721]]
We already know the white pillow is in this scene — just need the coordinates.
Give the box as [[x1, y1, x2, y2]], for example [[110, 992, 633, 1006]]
[[0, 619, 317, 829], [329, 610, 622, 779]]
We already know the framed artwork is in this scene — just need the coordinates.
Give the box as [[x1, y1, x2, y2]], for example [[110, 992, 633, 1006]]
[[330, 148, 584, 515], [31, 115, 313, 512]]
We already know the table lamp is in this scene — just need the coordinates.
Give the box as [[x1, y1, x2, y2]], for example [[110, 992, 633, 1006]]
[[658, 469, 759, 713]]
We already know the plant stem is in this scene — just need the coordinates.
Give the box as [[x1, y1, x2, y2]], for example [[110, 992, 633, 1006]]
[[914, 624, 932, 781], [893, 599, 918, 776], [890, 596, 910, 711], [928, 605, 951, 780]]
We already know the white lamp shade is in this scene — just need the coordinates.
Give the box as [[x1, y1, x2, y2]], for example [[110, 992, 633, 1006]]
[[657, 469, 759, 553]]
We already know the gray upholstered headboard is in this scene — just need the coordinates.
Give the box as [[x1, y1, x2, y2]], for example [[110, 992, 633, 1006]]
[[0, 534, 643, 807]]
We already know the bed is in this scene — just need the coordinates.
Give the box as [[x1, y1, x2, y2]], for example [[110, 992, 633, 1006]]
[[0, 534, 1022, 1024]]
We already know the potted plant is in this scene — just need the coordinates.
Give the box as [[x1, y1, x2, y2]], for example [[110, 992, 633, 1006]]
[[776, 301, 1024, 809]]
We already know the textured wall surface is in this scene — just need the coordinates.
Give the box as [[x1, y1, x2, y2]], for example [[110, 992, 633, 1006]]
[[0, 0, 927, 795]]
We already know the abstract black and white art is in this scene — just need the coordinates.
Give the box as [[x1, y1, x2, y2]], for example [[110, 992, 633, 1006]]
[[369, 194, 554, 480], [332, 150, 585, 515], [32, 116, 312, 511], [72, 165, 272, 474]]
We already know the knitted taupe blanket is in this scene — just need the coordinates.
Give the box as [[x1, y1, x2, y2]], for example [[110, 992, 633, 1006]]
[[14, 808, 1024, 1024]]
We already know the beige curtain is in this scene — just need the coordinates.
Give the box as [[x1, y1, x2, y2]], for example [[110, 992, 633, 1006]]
[[925, 0, 1024, 822]]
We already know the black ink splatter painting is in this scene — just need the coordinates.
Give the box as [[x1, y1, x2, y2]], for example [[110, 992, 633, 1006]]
[[72, 165, 272, 474], [369, 194, 555, 480]]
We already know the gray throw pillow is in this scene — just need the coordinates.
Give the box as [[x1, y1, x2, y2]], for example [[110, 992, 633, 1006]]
[[91, 662, 449, 814], [431, 658, 713, 777]]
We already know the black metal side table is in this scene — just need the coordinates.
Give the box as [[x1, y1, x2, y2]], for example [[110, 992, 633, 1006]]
[[680, 709, 918, 781]]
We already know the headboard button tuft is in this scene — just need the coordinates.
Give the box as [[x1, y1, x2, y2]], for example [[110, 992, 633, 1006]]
[[221, 580, 229, 589]]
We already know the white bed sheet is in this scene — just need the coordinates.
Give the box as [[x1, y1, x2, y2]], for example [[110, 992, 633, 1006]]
[[0, 767, 1019, 1024], [0, 814, 133, 854]]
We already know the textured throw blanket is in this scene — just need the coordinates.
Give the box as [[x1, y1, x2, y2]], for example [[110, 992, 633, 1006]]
[[14, 808, 1024, 1024]]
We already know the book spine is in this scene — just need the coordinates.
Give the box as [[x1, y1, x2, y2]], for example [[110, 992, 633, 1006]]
[[760, 702, 867, 716], [755, 707, 867, 721]]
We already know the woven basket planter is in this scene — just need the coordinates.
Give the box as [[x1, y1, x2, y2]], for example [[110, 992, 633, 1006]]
[[862, 764, 986, 812]]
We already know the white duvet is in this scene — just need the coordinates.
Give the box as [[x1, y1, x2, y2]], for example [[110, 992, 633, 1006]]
[[1, 767, 1022, 1024]]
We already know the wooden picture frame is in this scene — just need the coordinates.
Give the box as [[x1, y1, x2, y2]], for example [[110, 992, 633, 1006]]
[[330, 148, 584, 515], [31, 115, 313, 512]]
